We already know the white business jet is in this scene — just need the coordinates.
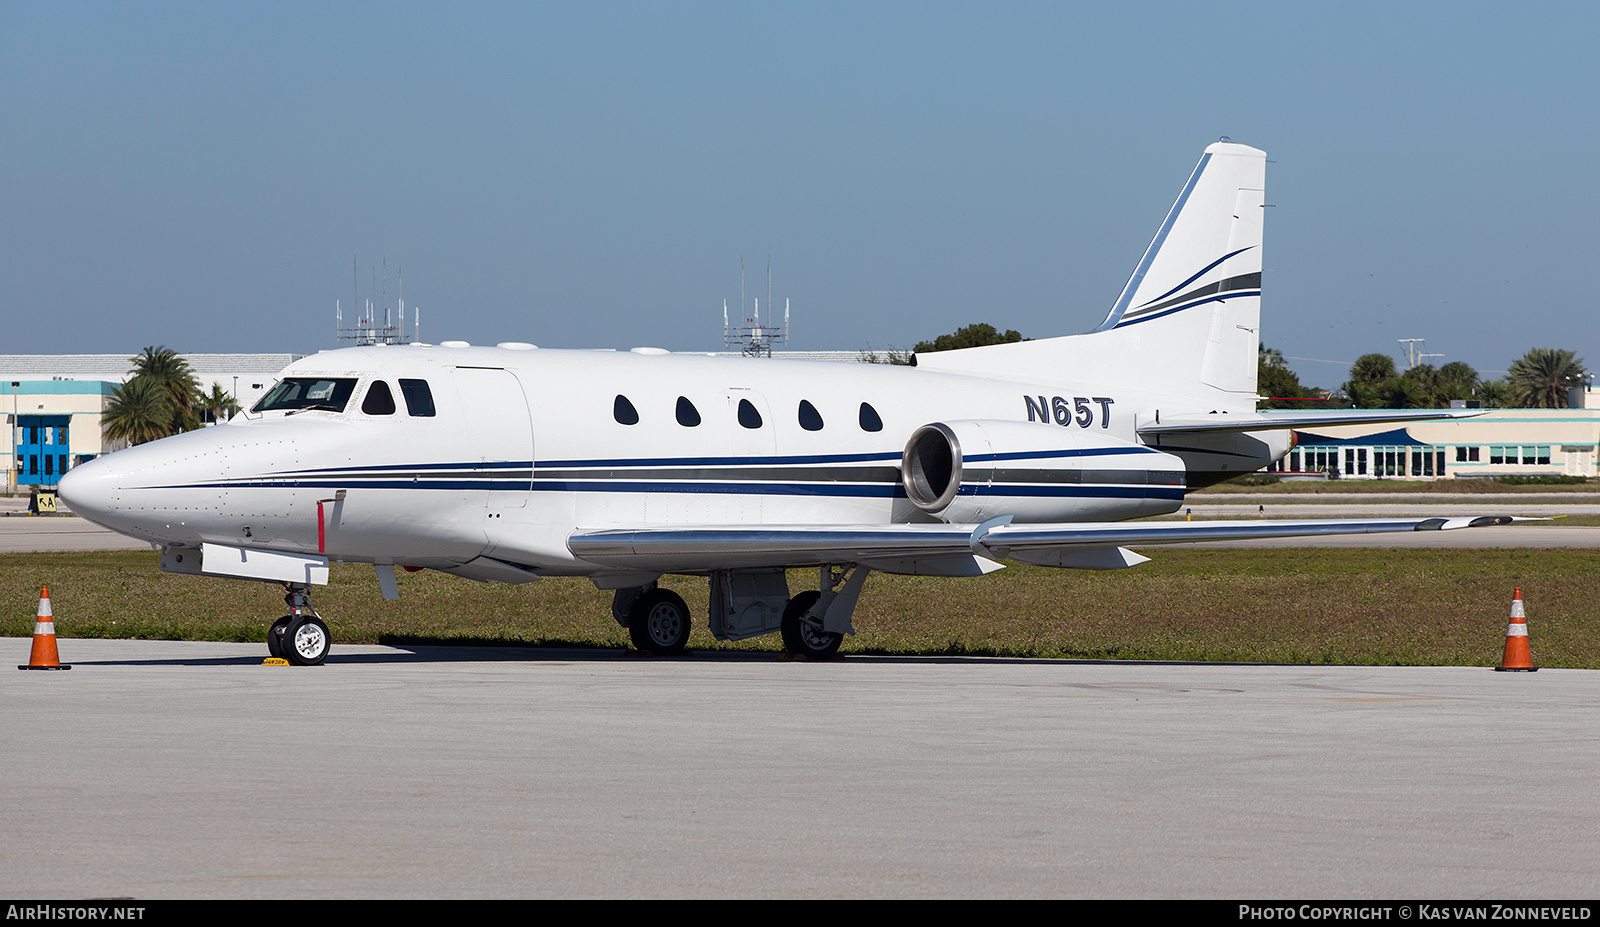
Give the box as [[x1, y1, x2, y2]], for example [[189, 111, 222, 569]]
[[59, 140, 1506, 665]]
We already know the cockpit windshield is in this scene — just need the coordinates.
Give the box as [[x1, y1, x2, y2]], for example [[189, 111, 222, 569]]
[[252, 377, 359, 413]]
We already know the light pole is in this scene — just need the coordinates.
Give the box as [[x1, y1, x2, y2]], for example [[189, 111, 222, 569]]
[[10, 382, 18, 496]]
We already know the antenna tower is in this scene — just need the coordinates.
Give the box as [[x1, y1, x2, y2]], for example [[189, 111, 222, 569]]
[[337, 256, 418, 345], [723, 257, 789, 357]]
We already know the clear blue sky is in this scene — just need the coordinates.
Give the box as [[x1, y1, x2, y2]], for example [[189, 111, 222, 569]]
[[4, 1, 1596, 388]]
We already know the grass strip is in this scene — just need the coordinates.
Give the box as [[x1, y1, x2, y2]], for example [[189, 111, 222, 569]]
[[4, 547, 1597, 667]]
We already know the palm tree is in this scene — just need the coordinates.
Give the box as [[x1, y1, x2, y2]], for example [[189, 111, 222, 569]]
[[1507, 348, 1589, 408], [130, 346, 203, 433], [1342, 353, 1399, 408], [102, 377, 174, 447], [1436, 361, 1480, 403], [201, 383, 240, 424]]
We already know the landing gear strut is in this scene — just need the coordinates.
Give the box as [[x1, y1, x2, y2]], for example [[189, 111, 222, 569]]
[[780, 590, 840, 660], [268, 583, 331, 665], [779, 564, 870, 660]]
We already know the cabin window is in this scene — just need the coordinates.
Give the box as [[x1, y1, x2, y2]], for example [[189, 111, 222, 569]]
[[252, 377, 358, 413], [859, 402, 883, 432], [737, 398, 762, 429], [676, 396, 701, 427], [362, 380, 397, 415], [614, 394, 640, 425], [798, 400, 823, 431], [399, 379, 436, 417]]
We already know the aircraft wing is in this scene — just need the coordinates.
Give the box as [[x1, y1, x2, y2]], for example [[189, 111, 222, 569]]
[[567, 515, 1525, 575], [1138, 408, 1486, 435]]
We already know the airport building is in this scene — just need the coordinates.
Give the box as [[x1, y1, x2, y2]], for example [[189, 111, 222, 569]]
[[1264, 395, 1600, 480], [2, 353, 299, 492]]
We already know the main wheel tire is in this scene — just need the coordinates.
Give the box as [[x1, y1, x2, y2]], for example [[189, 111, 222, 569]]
[[267, 615, 293, 659], [627, 589, 692, 655], [283, 615, 331, 666], [781, 590, 842, 660]]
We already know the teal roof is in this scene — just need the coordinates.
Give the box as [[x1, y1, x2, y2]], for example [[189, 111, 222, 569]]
[[8, 381, 119, 396]]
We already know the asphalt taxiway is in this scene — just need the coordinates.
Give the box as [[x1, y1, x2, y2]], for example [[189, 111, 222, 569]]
[[3, 639, 1596, 898]]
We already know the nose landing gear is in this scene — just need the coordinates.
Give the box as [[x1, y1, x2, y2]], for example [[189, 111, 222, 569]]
[[268, 583, 331, 665]]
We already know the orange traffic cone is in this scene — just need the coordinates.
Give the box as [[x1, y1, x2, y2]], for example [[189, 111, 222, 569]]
[[1495, 587, 1537, 672], [18, 585, 71, 671]]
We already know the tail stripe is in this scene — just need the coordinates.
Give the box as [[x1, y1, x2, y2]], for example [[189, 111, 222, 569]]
[[1140, 247, 1254, 305], [1093, 153, 1212, 333], [1113, 269, 1261, 328]]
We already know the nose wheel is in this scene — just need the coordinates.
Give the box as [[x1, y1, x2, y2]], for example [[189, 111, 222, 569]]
[[267, 616, 293, 659], [282, 615, 331, 665], [268, 584, 331, 665]]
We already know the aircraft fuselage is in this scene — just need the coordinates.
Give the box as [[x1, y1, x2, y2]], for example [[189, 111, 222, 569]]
[[62, 344, 1283, 580]]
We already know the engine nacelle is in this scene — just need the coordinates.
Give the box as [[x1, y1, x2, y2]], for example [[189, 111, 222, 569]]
[[900, 420, 1186, 524]]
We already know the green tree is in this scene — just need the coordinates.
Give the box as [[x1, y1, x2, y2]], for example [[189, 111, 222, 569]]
[[129, 346, 204, 434], [102, 377, 175, 446], [1436, 361, 1481, 402], [913, 323, 1026, 354], [1342, 353, 1399, 408], [1389, 368, 1438, 408], [1337, 354, 1479, 409], [1477, 378, 1510, 408], [1257, 345, 1316, 408], [1507, 348, 1589, 408], [201, 383, 240, 424]]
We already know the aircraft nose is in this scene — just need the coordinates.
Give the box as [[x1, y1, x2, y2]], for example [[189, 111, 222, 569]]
[[56, 453, 124, 529]]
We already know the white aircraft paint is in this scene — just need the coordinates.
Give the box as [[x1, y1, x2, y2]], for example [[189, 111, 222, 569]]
[[58, 140, 1511, 663]]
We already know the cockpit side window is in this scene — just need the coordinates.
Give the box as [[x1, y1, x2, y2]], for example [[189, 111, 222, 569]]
[[399, 379, 436, 417], [251, 377, 358, 413], [362, 380, 397, 415]]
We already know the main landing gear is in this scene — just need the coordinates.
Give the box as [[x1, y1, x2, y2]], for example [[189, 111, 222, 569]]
[[616, 564, 868, 659], [267, 583, 330, 666], [779, 590, 842, 660], [625, 588, 693, 656], [778, 564, 867, 660]]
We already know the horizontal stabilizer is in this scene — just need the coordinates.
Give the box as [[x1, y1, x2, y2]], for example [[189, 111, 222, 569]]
[[1139, 408, 1487, 435]]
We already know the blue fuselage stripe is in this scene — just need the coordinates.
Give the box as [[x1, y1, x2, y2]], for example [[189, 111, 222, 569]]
[[162, 478, 1181, 501]]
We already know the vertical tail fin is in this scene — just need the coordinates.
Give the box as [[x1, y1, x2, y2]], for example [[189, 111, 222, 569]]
[[917, 140, 1266, 406], [1092, 140, 1266, 394]]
